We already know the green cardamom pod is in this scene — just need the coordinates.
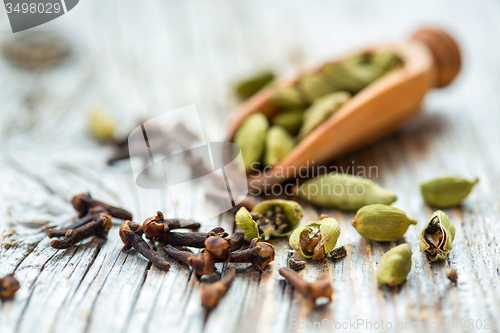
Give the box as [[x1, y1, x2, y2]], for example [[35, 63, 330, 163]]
[[295, 173, 397, 211], [88, 106, 116, 141], [352, 204, 417, 242], [289, 215, 341, 260], [234, 71, 275, 100], [322, 62, 370, 94], [376, 243, 412, 286], [370, 50, 400, 73], [233, 113, 269, 172], [297, 73, 337, 103], [271, 108, 304, 136], [420, 210, 455, 261], [298, 91, 350, 139], [235, 199, 303, 239], [270, 85, 305, 108], [263, 126, 295, 167], [420, 176, 479, 208], [323, 50, 399, 94]]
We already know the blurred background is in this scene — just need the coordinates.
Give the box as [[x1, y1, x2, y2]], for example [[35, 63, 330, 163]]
[[1, 0, 497, 159]]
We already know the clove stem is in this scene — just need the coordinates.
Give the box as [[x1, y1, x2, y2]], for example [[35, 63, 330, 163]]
[[279, 267, 333, 307], [51, 213, 112, 249], [48, 206, 108, 238], [119, 221, 170, 271], [72, 193, 132, 220], [200, 265, 236, 308], [164, 245, 216, 278], [155, 227, 227, 247]]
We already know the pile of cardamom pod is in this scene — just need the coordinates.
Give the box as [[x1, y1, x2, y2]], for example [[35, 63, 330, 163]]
[[235, 174, 478, 296], [233, 50, 400, 171]]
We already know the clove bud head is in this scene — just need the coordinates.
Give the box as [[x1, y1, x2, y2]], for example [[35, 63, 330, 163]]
[[308, 275, 334, 302], [253, 241, 275, 268], [96, 213, 113, 238], [72, 193, 92, 216], [189, 250, 216, 277], [0, 273, 20, 301], [279, 267, 333, 307], [377, 243, 412, 287], [205, 236, 231, 260], [141, 211, 167, 240], [119, 220, 142, 250]]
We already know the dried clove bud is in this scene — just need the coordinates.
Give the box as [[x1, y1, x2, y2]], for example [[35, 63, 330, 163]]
[[226, 232, 245, 252], [0, 273, 20, 301], [51, 213, 112, 249], [288, 251, 306, 271], [224, 238, 275, 271], [204, 232, 245, 261], [447, 268, 458, 285], [329, 246, 348, 261], [1, 31, 69, 70], [72, 193, 132, 220], [164, 245, 215, 278], [279, 267, 333, 307], [47, 206, 108, 238], [165, 236, 272, 276], [200, 265, 236, 308], [140, 211, 201, 241], [141, 215, 227, 248], [119, 220, 170, 271]]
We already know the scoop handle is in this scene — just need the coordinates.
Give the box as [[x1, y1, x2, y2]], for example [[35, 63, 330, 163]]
[[412, 28, 461, 88]]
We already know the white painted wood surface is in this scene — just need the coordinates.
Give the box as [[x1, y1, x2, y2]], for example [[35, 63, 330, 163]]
[[1, 1, 500, 332]]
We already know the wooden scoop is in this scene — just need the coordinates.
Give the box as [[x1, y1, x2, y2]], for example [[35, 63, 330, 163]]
[[226, 28, 461, 191]]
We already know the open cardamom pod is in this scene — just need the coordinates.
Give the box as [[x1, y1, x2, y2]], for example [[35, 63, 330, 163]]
[[420, 210, 456, 261], [376, 243, 412, 287], [263, 126, 295, 167], [234, 207, 260, 240], [352, 204, 417, 242], [298, 91, 350, 140], [235, 199, 303, 239], [271, 108, 304, 136], [295, 173, 397, 211], [421, 176, 479, 208], [233, 113, 269, 172], [289, 215, 341, 260], [297, 72, 337, 103]]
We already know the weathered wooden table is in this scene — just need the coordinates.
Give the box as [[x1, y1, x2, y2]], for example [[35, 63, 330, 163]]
[[1, 1, 500, 332]]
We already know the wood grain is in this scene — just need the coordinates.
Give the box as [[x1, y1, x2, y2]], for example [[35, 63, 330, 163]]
[[1, 0, 500, 333]]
